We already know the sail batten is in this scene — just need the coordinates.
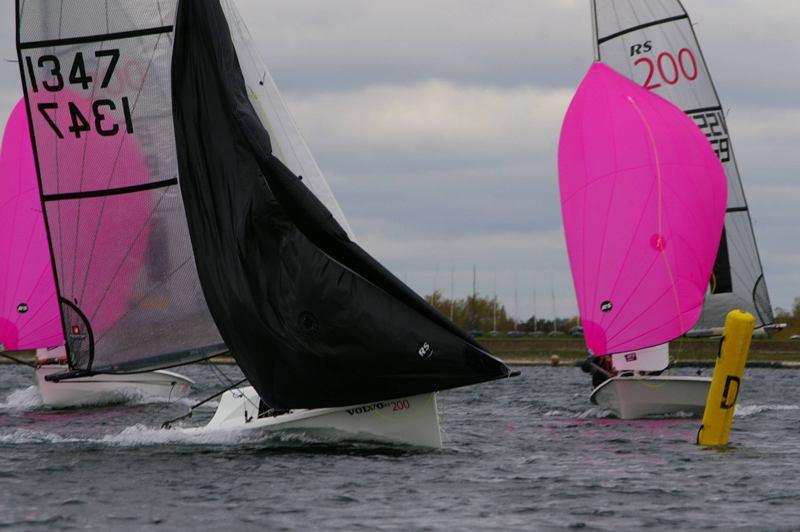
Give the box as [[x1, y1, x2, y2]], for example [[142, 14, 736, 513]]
[[592, 0, 773, 330], [170, 0, 509, 409], [16, 0, 225, 372]]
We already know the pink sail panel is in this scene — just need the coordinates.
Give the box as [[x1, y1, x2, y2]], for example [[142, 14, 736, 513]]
[[558, 63, 727, 356], [0, 99, 63, 352], [28, 88, 151, 357]]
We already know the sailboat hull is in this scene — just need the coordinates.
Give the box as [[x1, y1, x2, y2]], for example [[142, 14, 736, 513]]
[[35, 365, 193, 408], [590, 375, 711, 419], [194, 386, 442, 448]]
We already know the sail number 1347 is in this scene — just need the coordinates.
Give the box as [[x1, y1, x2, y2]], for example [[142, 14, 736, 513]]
[[25, 49, 134, 138]]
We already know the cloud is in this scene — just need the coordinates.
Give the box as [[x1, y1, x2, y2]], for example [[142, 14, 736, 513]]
[[286, 80, 571, 172], [0, 0, 796, 319]]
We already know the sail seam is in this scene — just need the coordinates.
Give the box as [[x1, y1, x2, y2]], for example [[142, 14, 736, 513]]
[[597, 14, 689, 45], [42, 178, 178, 202], [19, 25, 173, 49], [627, 95, 685, 335]]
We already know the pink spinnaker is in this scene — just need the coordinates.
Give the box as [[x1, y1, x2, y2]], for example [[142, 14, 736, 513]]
[[558, 63, 727, 356], [27, 88, 151, 363], [0, 100, 62, 351]]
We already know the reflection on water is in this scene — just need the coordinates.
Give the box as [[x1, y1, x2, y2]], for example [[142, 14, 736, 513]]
[[0, 364, 798, 530]]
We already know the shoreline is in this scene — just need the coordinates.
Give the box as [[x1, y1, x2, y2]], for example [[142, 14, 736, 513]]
[[5, 346, 800, 369]]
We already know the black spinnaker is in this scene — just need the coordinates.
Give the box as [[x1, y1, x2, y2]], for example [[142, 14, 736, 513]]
[[170, 0, 510, 410]]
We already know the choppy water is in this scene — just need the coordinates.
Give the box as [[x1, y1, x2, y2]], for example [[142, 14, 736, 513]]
[[0, 363, 798, 530]]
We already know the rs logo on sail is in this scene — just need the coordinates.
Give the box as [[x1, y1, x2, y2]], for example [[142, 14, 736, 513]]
[[630, 41, 653, 56]]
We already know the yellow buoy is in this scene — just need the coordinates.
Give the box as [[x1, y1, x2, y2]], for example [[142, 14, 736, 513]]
[[696, 309, 755, 446]]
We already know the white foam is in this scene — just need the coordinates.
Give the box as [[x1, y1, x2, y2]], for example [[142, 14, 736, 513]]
[[735, 404, 800, 417], [577, 407, 614, 419], [0, 386, 43, 412], [0, 429, 80, 445], [96, 423, 321, 447]]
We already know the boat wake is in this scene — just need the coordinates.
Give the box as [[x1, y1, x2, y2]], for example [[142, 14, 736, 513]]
[[0, 386, 43, 412], [0, 385, 203, 413], [0, 428, 81, 445], [0, 424, 313, 447], [735, 404, 800, 417]]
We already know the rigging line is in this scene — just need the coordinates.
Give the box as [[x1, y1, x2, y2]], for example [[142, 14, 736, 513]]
[[0, 187, 23, 306], [601, 249, 661, 335], [8, 241, 52, 331], [589, 83, 622, 321], [594, 178, 658, 330], [155, 0, 173, 47], [605, 282, 682, 344], [0, 350, 37, 369], [15, 312, 60, 341], [75, 31, 166, 306], [726, 212, 764, 274], [160, 378, 248, 429], [88, 255, 193, 343], [681, 8, 770, 301], [86, 186, 172, 324], [661, 8, 705, 112], [70, 36, 112, 297], [627, 95, 685, 334], [227, 1, 352, 237]]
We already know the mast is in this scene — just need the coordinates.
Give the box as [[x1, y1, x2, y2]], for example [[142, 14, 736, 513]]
[[513, 272, 519, 331], [591, 0, 773, 331], [590, 0, 600, 61], [532, 282, 537, 332], [558, 62, 726, 356], [15, 0, 226, 374], [551, 278, 556, 334], [471, 264, 477, 330], [169, 0, 511, 409], [0, 99, 63, 353], [492, 272, 497, 332], [449, 264, 455, 321]]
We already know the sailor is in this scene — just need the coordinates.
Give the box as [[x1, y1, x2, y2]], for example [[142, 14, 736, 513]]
[[580, 354, 614, 388]]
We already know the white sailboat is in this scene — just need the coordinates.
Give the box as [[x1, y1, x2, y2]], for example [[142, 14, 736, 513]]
[[0, 98, 193, 408], [559, 59, 727, 421], [578, 0, 777, 419], [14, 0, 512, 446]]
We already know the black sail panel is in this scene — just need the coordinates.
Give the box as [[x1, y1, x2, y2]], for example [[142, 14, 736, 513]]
[[171, 0, 509, 409]]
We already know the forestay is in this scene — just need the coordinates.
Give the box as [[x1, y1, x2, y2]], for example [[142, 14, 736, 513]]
[[220, 0, 354, 240], [15, 0, 225, 373], [171, 0, 510, 409], [591, 0, 773, 330], [0, 99, 62, 353], [558, 63, 726, 356]]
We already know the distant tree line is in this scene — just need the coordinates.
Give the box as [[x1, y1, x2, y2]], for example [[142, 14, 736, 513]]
[[424, 290, 579, 333], [774, 297, 800, 337]]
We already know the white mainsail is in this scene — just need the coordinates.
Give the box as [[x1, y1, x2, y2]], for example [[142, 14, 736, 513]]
[[591, 0, 773, 331]]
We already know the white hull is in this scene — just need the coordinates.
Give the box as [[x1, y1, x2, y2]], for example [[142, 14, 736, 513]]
[[36, 365, 193, 408], [590, 375, 711, 419], [190, 386, 442, 448]]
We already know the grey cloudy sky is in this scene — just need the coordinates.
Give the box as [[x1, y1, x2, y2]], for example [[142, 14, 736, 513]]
[[0, 1, 797, 322]]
